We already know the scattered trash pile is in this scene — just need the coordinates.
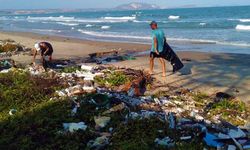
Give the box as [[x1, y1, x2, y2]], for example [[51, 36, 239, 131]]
[[0, 59, 16, 73], [85, 50, 136, 64], [0, 39, 31, 57], [1, 62, 250, 149]]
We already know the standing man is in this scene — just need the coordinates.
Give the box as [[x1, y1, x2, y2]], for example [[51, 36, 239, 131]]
[[33, 42, 53, 68], [149, 21, 166, 77]]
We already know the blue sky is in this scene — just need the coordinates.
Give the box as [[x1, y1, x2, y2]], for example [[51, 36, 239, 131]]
[[0, 0, 249, 9]]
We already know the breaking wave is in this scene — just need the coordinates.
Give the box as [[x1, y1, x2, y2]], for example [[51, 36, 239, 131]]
[[77, 30, 250, 47], [168, 15, 180, 20], [228, 18, 250, 22], [236, 25, 250, 31], [101, 26, 110, 29], [56, 22, 79, 26]]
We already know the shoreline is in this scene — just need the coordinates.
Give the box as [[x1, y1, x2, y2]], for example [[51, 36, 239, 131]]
[[0, 31, 250, 102]]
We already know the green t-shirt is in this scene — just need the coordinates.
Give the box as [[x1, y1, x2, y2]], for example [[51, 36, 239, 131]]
[[151, 29, 165, 52]]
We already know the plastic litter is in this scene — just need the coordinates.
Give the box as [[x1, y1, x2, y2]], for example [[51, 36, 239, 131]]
[[155, 137, 174, 147], [203, 132, 224, 148], [87, 136, 109, 149], [168, 112, 175, 129], [180, 136, 192, 140], [9, 109, 17, 115], [94, 116, 111, 128], [63, 122, 87, 133], [228, 145, 237, 150], [102, 103, 126, 115], [81, 64, 93, 71]]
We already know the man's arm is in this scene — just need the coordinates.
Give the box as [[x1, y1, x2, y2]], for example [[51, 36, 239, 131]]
[[154, 37, 159, 54]]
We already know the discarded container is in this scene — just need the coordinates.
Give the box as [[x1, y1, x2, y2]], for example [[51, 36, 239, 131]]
[[155, 137, 174, 147], [203, 132, 224, 148], [63, 122, 87, 133], [102, 103, 126, 115], [87, 136, 109, 149], [94, 116, 111, 128]]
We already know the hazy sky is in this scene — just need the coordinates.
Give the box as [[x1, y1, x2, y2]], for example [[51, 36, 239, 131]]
[[0, 0, 249, 9]]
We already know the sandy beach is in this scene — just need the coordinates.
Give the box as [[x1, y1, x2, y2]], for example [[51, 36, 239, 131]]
[[1, 31, 250, 103]]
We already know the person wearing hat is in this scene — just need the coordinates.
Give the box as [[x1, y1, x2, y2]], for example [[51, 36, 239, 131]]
[[149, 21, 166, 77], [33, 42, 53, 67]]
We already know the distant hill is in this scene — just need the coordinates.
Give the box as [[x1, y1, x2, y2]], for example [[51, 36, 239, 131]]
[[115, 2, 160, 10]]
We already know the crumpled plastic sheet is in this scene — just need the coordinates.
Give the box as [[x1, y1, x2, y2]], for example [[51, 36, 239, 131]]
[[63, 122, 87, 133]]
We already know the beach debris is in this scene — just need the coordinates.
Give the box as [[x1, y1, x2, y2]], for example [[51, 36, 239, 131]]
[[81, 64, 93, 71], [102, 103, 126, 115], [86, 50, 136, 64], [155, 137, 174, 147], [89, 50, 118, 59], [0, 39, 31, 57], [168, 112, 176, 129], [215, 92, 235, 100], [28, 65, 46, 75], [71, 99, 80, 116], [9, 109, 17, 115], [94, 116, 111, 128], [87, 135, 109, 149], [228, 145, 237, 150], [180, 136, 192, 140], [63, 122, 87, 133], [203, 132, 224, 148]]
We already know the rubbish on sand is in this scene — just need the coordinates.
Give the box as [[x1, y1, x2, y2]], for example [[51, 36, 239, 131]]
[[168, 112, 176, 129], [180, 136, 192, 140], [228, 145, 237, 150], [87, 136, 109, 149], [155, 137, 174, 147], [94, 116, 111, 128], [203, 132, 224, 148], [81, 64, 93, 71], [102, 103, 126, 115], [63, 122, 87, 133], [9, 109, 17, 115]]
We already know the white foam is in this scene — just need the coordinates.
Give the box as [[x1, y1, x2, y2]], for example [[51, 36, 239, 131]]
[[199, 23, 206, 26], [77, 30, 250, 47], [77, 30, 151, 40], [32, 29, 62, 33], [101, 26, 110, 29], [56, 22, 79, 26], [236, 25, 250, 31], [168, 15, 180, 20], [85, 24, 93, 27], [103, 16, 136, 20], [228, 18, 250, 22], [27, 16, 75, 22], [239, 19, 250, 22], [133, 20, 150, 23]]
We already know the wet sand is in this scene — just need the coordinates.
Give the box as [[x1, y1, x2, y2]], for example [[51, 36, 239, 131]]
[[1, 31, 250, 103]]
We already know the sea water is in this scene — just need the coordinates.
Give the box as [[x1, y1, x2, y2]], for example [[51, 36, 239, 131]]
[[0, 5, 250, 54]]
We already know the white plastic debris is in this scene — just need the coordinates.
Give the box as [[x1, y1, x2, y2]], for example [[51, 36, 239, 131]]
[[180, 136, 192, 140], [81, 64, 93, 71], [9, 109, 17, 115], [63, 122, 87, 133], [228, 145, 236, 150], [228, 128, 246, 139], [0, 69, 11, 73], [56, 90, 67, 97]]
